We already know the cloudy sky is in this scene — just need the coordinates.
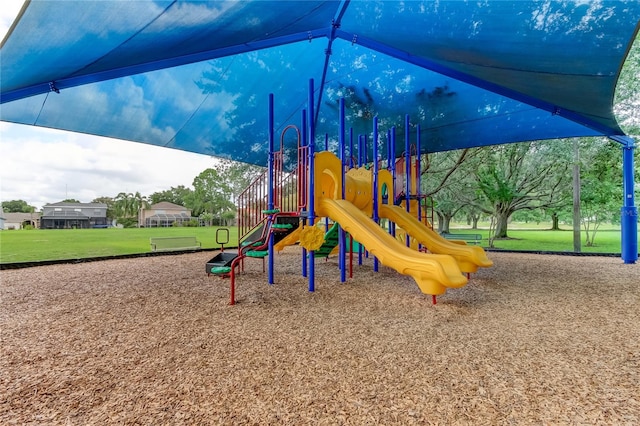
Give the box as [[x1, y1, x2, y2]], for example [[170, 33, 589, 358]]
[[0, 1, 219, 210]]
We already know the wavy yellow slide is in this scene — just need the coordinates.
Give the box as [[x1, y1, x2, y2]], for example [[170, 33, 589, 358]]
[[379, 204, 493, 274], [317, 198, 467, 295]]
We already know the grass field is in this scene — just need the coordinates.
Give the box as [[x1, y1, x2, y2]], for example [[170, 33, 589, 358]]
[[0, 227, 238, 263], [447, 228, 625, 253], [0, 223, 635, 264]]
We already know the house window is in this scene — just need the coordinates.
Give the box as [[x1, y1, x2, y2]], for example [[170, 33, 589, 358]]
[[55, 208, 62, 211], [74, 209, 81, 212]]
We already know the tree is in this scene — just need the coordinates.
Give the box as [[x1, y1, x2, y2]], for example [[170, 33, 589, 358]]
[[1, 200, 36, 213], [221, 210, 236, 226], [432, 188, 464, 233], [614, 31, 639, 138], [579, 139, 623, 246], [187, 168, 235, 221], [217, 160, 265, 203], [149, 185, 193, 206], [419, 149, 482, 231], [92, 196, 115, 221], [113, 192, 148, 227], [61, 198, 81, 203], [184, 161, 263, 224], [469, 141, 572, 239], [420, 149, 479, 197], [198, 212, 214, 227]]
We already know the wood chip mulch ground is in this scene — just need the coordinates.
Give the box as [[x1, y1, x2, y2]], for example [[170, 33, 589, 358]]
[[1, 249, 639, 425]]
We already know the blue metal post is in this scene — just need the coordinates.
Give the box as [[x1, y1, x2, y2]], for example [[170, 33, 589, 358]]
[[308, 79, 316, 291], [358, 134, 364, 265], [339, 98, 346, 282], [349, 128, 354, 168], [301, 109, 308, 278], [405, 115, 411, 247], [390, 126, 396, 237], [267, 94, 275, 284], [416, 124, 422, 251], [372, 116, 379, 272], [620, 137, 638, 264], [364, 135, 368, 164], [391, 126, 397, 189], [386, 130, 392, 169], [416, 124, 422, 223], [324, 133, 329, 233]]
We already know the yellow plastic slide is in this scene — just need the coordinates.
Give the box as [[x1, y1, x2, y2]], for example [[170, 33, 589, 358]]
[[317, 198, 467, 295], [379, 204, 493, 274]]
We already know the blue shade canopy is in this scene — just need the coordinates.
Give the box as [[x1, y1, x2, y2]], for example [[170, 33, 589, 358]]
[[1, 0, 639, 167]]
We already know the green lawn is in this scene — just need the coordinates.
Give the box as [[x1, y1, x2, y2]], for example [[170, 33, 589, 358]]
[[0, 227, 238, 264], [447, 228, 627, 254], [0, 223, 636, 264]]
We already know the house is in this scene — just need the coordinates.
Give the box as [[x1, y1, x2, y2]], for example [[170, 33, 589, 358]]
[[0, 205, 4, 230], [138, 202, 193, 227], [40, 202, 108, 229], [2, 211, 41, 230]]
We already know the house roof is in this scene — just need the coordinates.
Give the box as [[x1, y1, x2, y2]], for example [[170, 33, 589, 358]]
[[150, 202, 189, 210], [3, 212, 41, 222], [1, 1, 638, 168], [45, 202, 107, 209]]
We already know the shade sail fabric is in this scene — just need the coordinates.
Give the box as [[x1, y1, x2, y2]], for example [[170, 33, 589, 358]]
[[1, 0, 638, 167]]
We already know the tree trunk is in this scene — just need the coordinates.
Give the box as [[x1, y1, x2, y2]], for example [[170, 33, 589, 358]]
[[471, 214, 480, 230], [572, 139, 581, 252], [441, 215, 452, 234], [436, 212, 444, 233], [550, 212, 560, 230], [493, 211, 510, 238]]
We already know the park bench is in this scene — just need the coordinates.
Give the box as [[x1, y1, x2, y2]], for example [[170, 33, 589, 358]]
[[150, 236, 202, 252], [440, 232, 482, 245]]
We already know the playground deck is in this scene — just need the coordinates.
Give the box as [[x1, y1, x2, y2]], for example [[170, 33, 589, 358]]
[[1, 250, 638, 424]]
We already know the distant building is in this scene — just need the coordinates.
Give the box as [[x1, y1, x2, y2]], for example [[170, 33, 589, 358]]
[[2, 211, 41, 230], [40, 202, 108, 229], [138, 202, 193, 227], [0, 205, 5, 230]]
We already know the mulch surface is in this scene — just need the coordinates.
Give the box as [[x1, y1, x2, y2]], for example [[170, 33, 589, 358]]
[[1, 249, 639, 425]]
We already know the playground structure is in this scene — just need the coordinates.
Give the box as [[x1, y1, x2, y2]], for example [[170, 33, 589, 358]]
[[208, 80, 493, 304]]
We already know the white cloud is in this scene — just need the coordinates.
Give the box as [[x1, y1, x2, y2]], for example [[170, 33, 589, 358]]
[[0, 0, 22, 40], [0, 123, 219, 210], [0, 2, 219, 211]]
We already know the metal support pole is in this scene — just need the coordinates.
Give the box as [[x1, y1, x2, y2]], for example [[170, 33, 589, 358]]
[[349, 128, 354, 167], [325, 133, 330, 233], [308, 79, 316, 291], [301, 109, 308, 278], [620, 137, 638, 264], [358, 134, 363, 265], [373, 116, 379, 272], [405, 114, 411, 247], [268, 94, 275, 284], [390, 126, 396, 237], [339, 98, 346, 282], [416, 124, 422, 222]]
